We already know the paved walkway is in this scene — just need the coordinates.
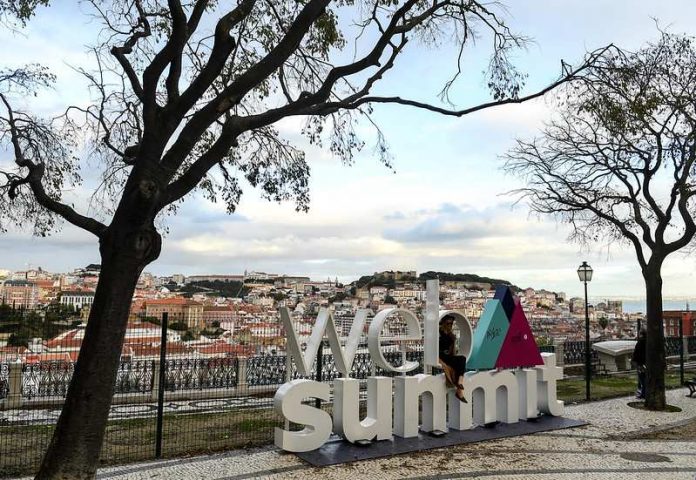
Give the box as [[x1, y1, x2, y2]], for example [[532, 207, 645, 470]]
[[16, 389, 696, 479]]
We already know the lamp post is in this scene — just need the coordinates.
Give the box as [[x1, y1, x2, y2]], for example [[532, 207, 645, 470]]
[[577, 261, 593, 401]]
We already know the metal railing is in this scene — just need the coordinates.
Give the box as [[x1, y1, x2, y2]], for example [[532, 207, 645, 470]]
[[2, 346, 692, 406], [3, 338, 694, 405]]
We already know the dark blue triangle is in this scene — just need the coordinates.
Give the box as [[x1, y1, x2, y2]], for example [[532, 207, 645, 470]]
[[493, 285, 515, 321]]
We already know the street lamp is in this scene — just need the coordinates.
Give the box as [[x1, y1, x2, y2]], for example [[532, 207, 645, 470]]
[[577, 261, 593, 401]]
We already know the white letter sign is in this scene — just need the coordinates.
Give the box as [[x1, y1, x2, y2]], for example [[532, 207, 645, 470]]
[[273, 379, 332, 452], [368, 308, 422, 373], [333, 377, 393, 443], [274, 289, 566, 453], [280, 307, 368, 376]]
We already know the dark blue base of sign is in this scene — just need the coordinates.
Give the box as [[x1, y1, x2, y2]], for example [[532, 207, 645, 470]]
[[295, 416, 587, 466]]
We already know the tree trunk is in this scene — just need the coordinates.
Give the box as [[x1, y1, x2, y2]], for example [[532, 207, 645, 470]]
[[643, 262, 666, 410], [36, 221, 161, 479]]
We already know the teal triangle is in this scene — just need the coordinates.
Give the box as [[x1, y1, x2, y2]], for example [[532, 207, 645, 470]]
[[467, 299, 510, 370]]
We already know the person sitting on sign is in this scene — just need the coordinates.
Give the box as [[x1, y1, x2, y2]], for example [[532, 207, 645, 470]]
[[439, 314, 467, 403]]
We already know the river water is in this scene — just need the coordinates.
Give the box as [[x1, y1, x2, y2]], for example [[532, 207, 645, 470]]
[[615, 298, 696, 314]]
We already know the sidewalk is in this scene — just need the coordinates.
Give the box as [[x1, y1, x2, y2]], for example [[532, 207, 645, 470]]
[[20, 388, 696, 479]]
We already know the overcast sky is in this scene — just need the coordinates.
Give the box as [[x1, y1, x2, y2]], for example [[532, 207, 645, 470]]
[[2, 1, 696, 299]]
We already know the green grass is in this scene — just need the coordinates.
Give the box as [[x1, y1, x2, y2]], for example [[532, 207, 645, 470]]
[[557, 369, 694, 403]]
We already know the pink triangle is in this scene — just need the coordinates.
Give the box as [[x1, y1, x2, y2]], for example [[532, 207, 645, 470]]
[[495, 298, 544, 369]]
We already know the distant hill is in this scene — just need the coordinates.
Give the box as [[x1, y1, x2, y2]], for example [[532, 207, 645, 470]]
[[354, 275, 394, 289], [418, 271, 519, 291], [176, 280, 249, 298], [352, 271, 518, 291]]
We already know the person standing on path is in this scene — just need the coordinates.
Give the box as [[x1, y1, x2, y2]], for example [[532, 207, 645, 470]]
[[632, 329, 647, 399]]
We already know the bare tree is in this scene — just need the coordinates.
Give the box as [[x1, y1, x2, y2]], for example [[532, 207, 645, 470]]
[[505, 32, 696, 411], [1, 1, 604, 477]]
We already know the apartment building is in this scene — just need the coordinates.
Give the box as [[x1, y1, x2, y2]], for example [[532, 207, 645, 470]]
[[144, 298, 204, 331], [59, 291, 95, 310], [1, 280, 38, 309]]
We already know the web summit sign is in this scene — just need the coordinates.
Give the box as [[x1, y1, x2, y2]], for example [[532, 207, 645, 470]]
[[274, 280, 564, 452]]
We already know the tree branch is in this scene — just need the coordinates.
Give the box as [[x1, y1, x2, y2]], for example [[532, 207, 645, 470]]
[[163, 118, 242, 206], [108, 0, 150, 101], [164, 0, 188, 101], [167, 0, 257, 122], [159, 0, 329, 175], [1, 93, 107, 237]]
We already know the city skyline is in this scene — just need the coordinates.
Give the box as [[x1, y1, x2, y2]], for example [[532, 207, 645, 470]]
[[2, 263, 696, 308], [2, 2, 696, 298]]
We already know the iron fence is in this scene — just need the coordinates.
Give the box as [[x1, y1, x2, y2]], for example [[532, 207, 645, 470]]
[[163, 358, 238, 391], [115, 360, 156, 394], [21, 362, 74, 399], [563, 340, 600, 365], [3, 339, 693, 403], [18, 360, 157, 400], [665, 337, 682, 357], [0, 363, 8, 400], [246, 354, 290, 386]]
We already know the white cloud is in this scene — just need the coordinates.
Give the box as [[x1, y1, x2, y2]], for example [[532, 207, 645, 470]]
[[474, 99, 554, 132]]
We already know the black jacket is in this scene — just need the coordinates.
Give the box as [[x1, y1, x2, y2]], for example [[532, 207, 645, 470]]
[[632, 336, 646, 366]]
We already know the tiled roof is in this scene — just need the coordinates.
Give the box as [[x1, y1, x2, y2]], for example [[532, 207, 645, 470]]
[[145, 298, 202, 306], [128, 343, 192, 357], [0, 346, 27, 354], [24, 352, 72, 363], [124, 336, 163, 344], [45, 329, 82, 349], [46, 323, 164, 350], [197, 342, 254, 356], [125, 321, 161, 330]]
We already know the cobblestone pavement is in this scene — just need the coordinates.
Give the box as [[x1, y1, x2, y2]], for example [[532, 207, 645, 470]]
[[15, 388, 696, 479]]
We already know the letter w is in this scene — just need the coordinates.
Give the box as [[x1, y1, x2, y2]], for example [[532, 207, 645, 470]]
[[280, 307, 368, 377]]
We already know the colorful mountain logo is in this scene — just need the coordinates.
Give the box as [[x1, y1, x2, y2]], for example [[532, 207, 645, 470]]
[[467, 285, 544, 370]]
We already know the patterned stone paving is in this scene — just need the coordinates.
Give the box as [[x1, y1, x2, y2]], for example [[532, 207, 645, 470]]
[[0, 395, 276, 425]]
